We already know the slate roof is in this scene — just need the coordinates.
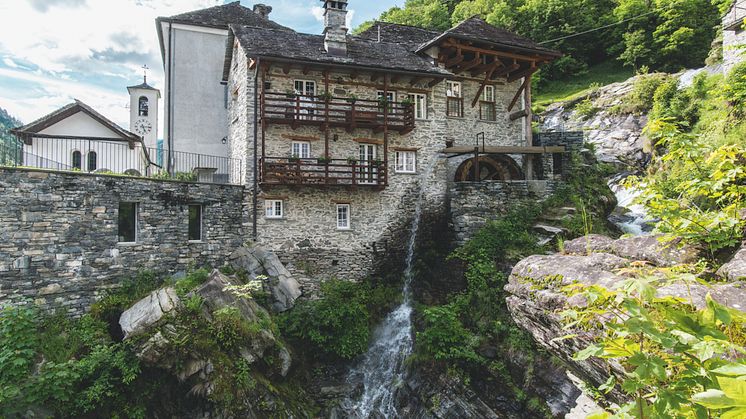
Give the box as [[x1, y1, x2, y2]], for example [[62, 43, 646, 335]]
[[11, 100, 140, 142], [357, 22, 442, 50], [228, 24, 451, 76], [161, 1, 291, 31], [127, 80, 161, 97], [416, 16, 561, 57]]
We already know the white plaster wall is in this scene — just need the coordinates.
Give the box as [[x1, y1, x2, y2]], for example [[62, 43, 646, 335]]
[[128, 88, 160, 149], [164, 23, 230, 158], [39, 112, 121, 138], [25, 138, 146, 174]]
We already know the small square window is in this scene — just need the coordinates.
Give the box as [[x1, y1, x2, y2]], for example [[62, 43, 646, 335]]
[[336, 204, 350, 230], [265, 199, 284, 219], [118, 202, 138, 243], [395, 151, 416, 173], [189, 205, 203, 241], [291, 141, 311, 159]]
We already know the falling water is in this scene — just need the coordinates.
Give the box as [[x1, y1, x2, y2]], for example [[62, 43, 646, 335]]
[[607, 174, 652, 236], [347, 158, 439, 418]]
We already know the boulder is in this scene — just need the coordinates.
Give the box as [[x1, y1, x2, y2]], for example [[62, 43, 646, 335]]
[[717, 244, 746, 281], [229, 245, 301, 312], [563, 234, 615, 255], [611, 235, 699, 266], [119, 287, 180, 339]]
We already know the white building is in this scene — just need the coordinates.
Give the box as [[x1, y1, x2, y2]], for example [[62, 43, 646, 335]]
[[723, 0, 746, 74], [156, 2, 290, 163], [10, 82, 160, 176]]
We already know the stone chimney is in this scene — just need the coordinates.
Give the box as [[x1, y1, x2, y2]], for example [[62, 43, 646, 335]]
[[321, 0, 348, 56], [253, 3, 272, 19]]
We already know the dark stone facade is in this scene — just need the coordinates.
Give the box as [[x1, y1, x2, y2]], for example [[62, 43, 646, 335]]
[[0, 168, 246, 315]]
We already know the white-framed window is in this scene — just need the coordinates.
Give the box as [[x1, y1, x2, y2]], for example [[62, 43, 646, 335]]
[[377, 90, 397, 114], [483, 85, 495, 102], [294, 80, 316, 97], [446, 81, 462, 98], [395, 151, 417, 173], [407, 93, 427, 119], [118, 202, 138, 243], [188, 204, 203, 241], [336, 204, 350, 230], [265, 199, 284, 219], [291, 141, 311, 159]]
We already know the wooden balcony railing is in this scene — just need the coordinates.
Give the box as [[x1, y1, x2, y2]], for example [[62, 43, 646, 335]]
[[261, 92, 415, 134], [446, 97, 464, 117], [260, 157, 387, 188]]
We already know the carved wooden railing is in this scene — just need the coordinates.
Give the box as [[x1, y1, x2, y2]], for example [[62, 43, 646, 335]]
[[260, 157, 387, 188], [261, 92, 415, 133]]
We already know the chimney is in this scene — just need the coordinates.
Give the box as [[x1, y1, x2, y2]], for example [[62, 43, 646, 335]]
[[253, 4, 272, 19], [321, 0, 348, 56]]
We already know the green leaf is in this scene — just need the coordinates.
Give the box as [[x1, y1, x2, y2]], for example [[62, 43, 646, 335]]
[[719, 376, 746, 401], [692, 389, 740, 409], [573, 344, 603, 361], [721, 407, 746, 419], [711, 364, 746, 378]]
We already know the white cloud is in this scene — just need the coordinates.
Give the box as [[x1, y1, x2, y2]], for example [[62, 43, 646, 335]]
[[2, 57, 19, 68], [311, 5, 324, 22], [346, 9, 355, 29]]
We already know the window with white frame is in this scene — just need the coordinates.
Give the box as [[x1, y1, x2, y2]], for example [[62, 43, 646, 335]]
[[336, 204, 350, 230], [265, 199, 284, 219], [407, 94, 427, 119], [395, 150, 416, 173], [480, 85, 497, 121], [118, 202, 138, 243], [446, 81, 462, 98], [446, 81, 463, 117], [291, 141, 311, 159], [294, 80, 316, 97], [377, 90, 396, 114], [483, 85, 495, 102]]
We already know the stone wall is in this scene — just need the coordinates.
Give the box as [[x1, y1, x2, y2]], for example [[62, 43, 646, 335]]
[[450, 180, 562, 243], [0, 168, 245, 315]]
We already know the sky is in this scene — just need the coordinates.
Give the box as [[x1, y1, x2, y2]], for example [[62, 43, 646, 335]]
[[0, 0, 404, 137]]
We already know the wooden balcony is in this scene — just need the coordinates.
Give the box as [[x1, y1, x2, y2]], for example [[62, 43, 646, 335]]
[[261, 92, 415, 134], [260, 157, 387, 188]]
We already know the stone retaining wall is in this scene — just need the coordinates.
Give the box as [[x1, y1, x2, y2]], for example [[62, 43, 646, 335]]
[[0, 168, 246, 315], [450, 180, 562, 243]]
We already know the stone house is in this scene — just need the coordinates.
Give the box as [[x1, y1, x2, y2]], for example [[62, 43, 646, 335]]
[[723, 0, 746, 74], [223, 0, 565, 280]]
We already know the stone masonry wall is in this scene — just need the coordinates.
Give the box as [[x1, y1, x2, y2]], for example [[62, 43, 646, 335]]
[[450, 180, 563, 243], [0, 168, 245, 315]]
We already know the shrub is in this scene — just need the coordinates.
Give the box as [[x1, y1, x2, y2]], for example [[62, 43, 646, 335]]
[[720, 61, 746, 118], [172, 268, 211, 297], [573, 97, 599, 120], [416, 305, 481, 363], [619, 73, 672, 115]]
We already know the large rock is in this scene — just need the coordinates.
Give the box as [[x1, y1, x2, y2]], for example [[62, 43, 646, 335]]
[[119, 287, 180, 339], [611, 235, 700, 266], [717, 244, 746, 281], [563, 234, 615, 255], [229, 245, 301, 312]]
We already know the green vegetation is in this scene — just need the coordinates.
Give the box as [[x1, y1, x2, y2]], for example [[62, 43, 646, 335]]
[[561, 275, 746, 418], [0, 107, 22, 166], [360, 0, 728, 85], [535, 61, 634, 106], [279, 279, 401, 360]]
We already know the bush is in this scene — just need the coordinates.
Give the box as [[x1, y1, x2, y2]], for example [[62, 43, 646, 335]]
[[416, 305, 481, 363], [618, 73, 672, 115], [573, 98, 599, 120], [720, 61, 746, 118], [172, 268, 211, 296], [279, 280, 400, 360]]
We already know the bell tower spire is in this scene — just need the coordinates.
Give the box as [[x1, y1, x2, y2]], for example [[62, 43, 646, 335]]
[[127, 66, 160, 148]]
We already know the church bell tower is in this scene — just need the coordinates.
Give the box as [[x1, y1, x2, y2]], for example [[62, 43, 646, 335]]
[[127, 66, 160, 149]]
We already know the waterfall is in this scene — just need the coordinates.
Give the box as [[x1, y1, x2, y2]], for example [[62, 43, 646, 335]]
[[608, 174, 652, 236], [346, 158, 438, 418]]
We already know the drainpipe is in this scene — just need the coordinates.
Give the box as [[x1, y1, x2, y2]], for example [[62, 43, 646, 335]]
[[252, 58, 260, 240], [166, 21, 174, 175]]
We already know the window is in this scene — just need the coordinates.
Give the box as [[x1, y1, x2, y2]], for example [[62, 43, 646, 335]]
[[358, 143, 377, 184], [336, 204, 350, 230], [72, 151, 81, 170], [446, 81, 463, 117], [265, 199, 283, 219], [553, 153, 564, 176], [294, 80, 316, 97], [118, 202, 138, 243], [377, 91, 396, 114], [395, 151, 416, 173], [224, 85, 228, 109], [87, 151, 97, 172], [138, 96, 149, 116], [407, 94, 427, 119], [480, 85, 497, 121], [188, 205, 203, 241], [291, 141, 311, 159]]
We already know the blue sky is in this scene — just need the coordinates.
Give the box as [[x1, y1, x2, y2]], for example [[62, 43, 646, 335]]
[[0, 0, 403, 135]]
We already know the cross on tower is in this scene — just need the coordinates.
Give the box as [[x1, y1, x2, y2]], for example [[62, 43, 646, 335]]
[[142, 64, 149, 84]]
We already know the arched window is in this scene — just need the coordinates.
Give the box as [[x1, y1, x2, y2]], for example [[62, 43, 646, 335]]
[[138, 96, 149, 116], [72, 151, 81, 170], [87, 151, 97, 172]]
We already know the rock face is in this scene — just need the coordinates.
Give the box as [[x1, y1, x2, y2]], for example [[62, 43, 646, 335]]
[[717, 243, 746, 281], [505, 235, 746, 404], [229, 245, 302, 312], [119, 287, 180, 339]]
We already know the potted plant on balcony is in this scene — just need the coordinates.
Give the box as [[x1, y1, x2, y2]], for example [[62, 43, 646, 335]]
[[346, 156, 358, 165], [346, 94, 358, 104], [288, 154, 301, 163], [285, 89, 297, 99], [372, 158, 384, 167], [317, 156, 331, 165], [400, 97, 413, 107], [319, 91, 333, 102], [378, 97, 390, 110]]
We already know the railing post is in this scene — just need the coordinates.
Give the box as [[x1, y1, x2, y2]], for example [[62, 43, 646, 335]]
[[352, 161, 356, 186]]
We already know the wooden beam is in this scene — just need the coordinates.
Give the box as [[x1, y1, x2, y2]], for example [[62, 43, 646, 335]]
[[370, 73, 381, 82], [470, 57, 503, 76], [428, 78, 443, 88], [509, 109, 528, 121], [282, 64, 291, 74], [390, 74, 401, 83], [441, 145, 565, 154], [445, 50, 465, 67], [508, 77, 529, 112], [441, 40, 550, 64], [493, 62, 521, 79], [472, 63, 500, 107], [409, 76, 424, 86], [302, 66, 311, 75], [507, 63, 539, 83], [454, 52, 481, 74], [353, 138, 384, 145], [281, 134, 321, 141]]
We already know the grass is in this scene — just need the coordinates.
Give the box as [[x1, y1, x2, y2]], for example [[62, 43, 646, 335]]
[[534, 61, 634, 107]]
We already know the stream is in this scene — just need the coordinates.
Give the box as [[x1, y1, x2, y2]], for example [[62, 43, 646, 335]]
[[608, 174, 653, 236], [345, 159, 438, 418]]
